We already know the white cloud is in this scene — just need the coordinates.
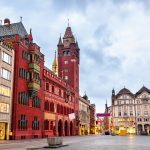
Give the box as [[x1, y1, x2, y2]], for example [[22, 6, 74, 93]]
[[1, 0, 150, 112]]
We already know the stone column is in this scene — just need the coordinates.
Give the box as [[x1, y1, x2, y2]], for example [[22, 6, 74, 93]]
[[142, 124, 145, 132]]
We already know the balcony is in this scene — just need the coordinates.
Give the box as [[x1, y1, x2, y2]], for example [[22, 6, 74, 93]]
[[28, 82, 40, 91], [29, 63, 40, 72]]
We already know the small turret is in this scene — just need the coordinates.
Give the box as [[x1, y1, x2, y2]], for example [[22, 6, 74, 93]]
[[28, 28, 33, 43], [112, 88, 115, 105], [112, 88, 115, 96], [57, 35, 63, 46]]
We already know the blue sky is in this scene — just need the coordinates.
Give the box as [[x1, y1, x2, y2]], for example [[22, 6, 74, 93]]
[[1, 0, 150, 112]]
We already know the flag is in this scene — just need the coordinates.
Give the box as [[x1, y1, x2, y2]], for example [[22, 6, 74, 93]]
[[69, 113, 75, 120]]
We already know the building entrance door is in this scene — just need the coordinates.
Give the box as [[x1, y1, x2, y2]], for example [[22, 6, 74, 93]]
[[64, 121, 68, 136], [70, 121, 73, 136], [0, 123, 6, 140], [58, 120, 62, 136]]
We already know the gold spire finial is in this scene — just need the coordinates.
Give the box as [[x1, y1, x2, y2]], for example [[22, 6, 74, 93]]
[[52, 50, 58, 76]]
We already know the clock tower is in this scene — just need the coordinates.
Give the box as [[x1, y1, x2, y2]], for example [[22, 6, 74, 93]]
[[57, 25, 80, 92]]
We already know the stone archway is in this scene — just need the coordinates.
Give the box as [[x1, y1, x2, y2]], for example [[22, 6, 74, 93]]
[[137, 124, 142, 134], [70, 121, 73, 136], [64, 121, 68, 136], [58, 119, 62, 136], [144, 124, 149, 134]]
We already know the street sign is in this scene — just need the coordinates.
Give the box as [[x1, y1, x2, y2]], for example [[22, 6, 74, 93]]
[[96, 113, 110, 117]]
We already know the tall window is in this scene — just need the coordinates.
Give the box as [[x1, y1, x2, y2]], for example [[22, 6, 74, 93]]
[[64, 76, 68, 80], [2, 51, 12, 64], [18, 92, 29, 106], [64, 60, 68, 64], [144, 111, 148, 116], [46, 83, 49, 91], [19, 68, 30, 80], [32, 96, 41, 108], [1, 68, 11, 80], [130, 111, 133, 116], [18, 115, 28, 130], [32, 116, 39, 130]]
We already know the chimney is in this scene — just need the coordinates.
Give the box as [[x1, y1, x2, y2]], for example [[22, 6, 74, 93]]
[[4, 18, 10, 25]]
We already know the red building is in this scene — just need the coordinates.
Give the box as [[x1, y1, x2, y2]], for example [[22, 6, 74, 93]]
[[43, 25, 80, 137], [0, 19, 80, 139], [0, 19, 45, 140]]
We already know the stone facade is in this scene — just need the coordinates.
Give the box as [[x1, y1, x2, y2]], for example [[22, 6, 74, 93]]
[[90, 104, 96, 134], [0, 41, 14, 140], [79, 95, 90, 135], [111, 86, 150, 135]]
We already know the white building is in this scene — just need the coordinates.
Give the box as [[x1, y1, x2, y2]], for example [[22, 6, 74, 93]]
[[79, 94, 90, 135], [111, 86, 150, 135], [0, 41, 14, 140]]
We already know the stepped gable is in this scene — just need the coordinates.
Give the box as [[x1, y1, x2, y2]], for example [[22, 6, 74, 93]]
[[116, 87, 134, 98], [135, 86, 150, 97], [0, 22, 28, 38]]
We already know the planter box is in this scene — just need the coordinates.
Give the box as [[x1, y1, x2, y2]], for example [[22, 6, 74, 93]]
[[47, 136, 63, 146]]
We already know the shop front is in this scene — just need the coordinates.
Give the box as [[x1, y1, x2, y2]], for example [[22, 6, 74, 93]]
[[0, 122, 8, 140]]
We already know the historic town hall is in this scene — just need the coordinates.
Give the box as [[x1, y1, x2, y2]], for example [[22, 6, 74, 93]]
[[0, 18, 81, 140]]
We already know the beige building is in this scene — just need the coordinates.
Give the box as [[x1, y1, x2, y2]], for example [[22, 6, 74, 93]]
[[79, 94, 90, 135], [0, 41, 14, 140], [111, 87, 150, 135]]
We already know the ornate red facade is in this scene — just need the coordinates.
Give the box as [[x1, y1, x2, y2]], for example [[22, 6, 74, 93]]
[[43, 26, 80, 137], [0, 19, 80, 139]]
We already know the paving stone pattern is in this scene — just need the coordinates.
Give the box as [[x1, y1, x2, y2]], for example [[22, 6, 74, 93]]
[[0, 135, 150, 150]]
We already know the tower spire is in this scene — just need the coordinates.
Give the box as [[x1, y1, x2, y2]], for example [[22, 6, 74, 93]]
[[58, 34, 63, 46], [52, 50, 58, 76]]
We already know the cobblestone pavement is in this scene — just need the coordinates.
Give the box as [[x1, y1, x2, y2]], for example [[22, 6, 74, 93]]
[[0, 135, 150, 150]]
